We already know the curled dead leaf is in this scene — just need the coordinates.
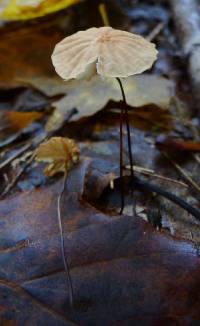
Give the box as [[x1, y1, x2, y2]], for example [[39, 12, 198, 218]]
[[35, 136, 80, 177]]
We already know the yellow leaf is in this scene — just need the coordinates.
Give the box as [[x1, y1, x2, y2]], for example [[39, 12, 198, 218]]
[[35, 137, 80, 177], [0, 0, 80, 20]]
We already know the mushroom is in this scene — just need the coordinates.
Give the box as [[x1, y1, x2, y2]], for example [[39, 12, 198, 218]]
[[35, 136, 79, 308], [52, 26, 158, 213]]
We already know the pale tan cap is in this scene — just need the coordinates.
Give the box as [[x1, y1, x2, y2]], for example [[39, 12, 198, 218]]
[[52, 26, 158, 80]]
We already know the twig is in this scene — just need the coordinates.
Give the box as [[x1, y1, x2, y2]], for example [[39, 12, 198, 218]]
[[98, 3, 110, 26], [125, 164, 188, 188], [146, 22, 165, 42], [163, 152, 200, 193], [133, 176, 200, 221], [0, 143, 31, 170], [1, 152, 35, 197], [114, 175, 200, 221], [57, 172, 74, 308], [193, 154, 200, 165]]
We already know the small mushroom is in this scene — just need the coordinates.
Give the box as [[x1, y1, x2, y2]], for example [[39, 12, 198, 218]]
[[35, 136, 79, 177], [52, 26, 158, 213], [52, 26, 157, 80], [35, 136, 80, 308]]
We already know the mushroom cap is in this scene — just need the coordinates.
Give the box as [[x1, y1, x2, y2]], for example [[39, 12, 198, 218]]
[[52, 26, 158, 81], [35, 136, 79, 176]]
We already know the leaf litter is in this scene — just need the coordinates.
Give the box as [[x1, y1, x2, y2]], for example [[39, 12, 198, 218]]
[[45, 74, 173, 132]]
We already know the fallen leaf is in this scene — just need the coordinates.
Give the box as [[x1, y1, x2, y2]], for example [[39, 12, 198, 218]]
[[0, 0, 80, 20], [129, 105, 173, 131], [45, 74, 173, 132], [156, 136, 200, 153], [1, 111, 43, 132], [0, 17, 71, 88], [0, 159, 200, 324], [35, 137, 80, 176]]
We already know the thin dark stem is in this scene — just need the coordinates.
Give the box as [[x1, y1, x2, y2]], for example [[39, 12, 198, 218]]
[[116, 78, 134, 180], [119, 102, 125, 214], [57, 172, 74, 308], [124, 104, 134, 180], [116, 77, 134, 214]]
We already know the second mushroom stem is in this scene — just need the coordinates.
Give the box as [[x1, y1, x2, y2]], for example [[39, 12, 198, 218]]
[[57, 172, 74, 308], [116, 77, 134, 214]]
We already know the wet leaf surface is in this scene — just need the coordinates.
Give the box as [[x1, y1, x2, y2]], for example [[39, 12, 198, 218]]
[[1, 159, 200, 325]]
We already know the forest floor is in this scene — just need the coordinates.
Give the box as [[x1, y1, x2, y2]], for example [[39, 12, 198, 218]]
[[0, 0, 200, 325]]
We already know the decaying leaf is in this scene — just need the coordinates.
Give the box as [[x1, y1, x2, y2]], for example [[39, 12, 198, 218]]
[[1, 160, 200, 324], [156, 136, 200, 153], [1, 111, 43, 132], [0, 0, 80, 20], [45, 74, 173, 132], [0, 17, 70, 89], [35, 136, 80, 176], [52, 26, 158, 80]]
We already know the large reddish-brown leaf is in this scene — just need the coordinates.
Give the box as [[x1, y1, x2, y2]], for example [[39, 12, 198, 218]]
[[0, 19, 69, 89], [1, 159, 200, 325]]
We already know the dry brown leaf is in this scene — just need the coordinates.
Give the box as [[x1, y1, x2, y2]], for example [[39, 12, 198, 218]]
[[35, 136, 80, 176], [52, 26, 158, 80], [0, 18, 69, 88], [45, 74, 173, 132], [1, 111, 43, 132]]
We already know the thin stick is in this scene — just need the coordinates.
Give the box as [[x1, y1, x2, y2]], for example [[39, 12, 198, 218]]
[[98, 3, 110, 26], [125, 164, 188, 188], [119, 101, 125, 214], [193, 154, 200, 165], [0, 143, 31, 170], [57, 172, 74, 308], [163, 152, 200, 193], [1, 152, 35, 197], [146, 22, 164, 42], [133, 176, 200, 221]]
